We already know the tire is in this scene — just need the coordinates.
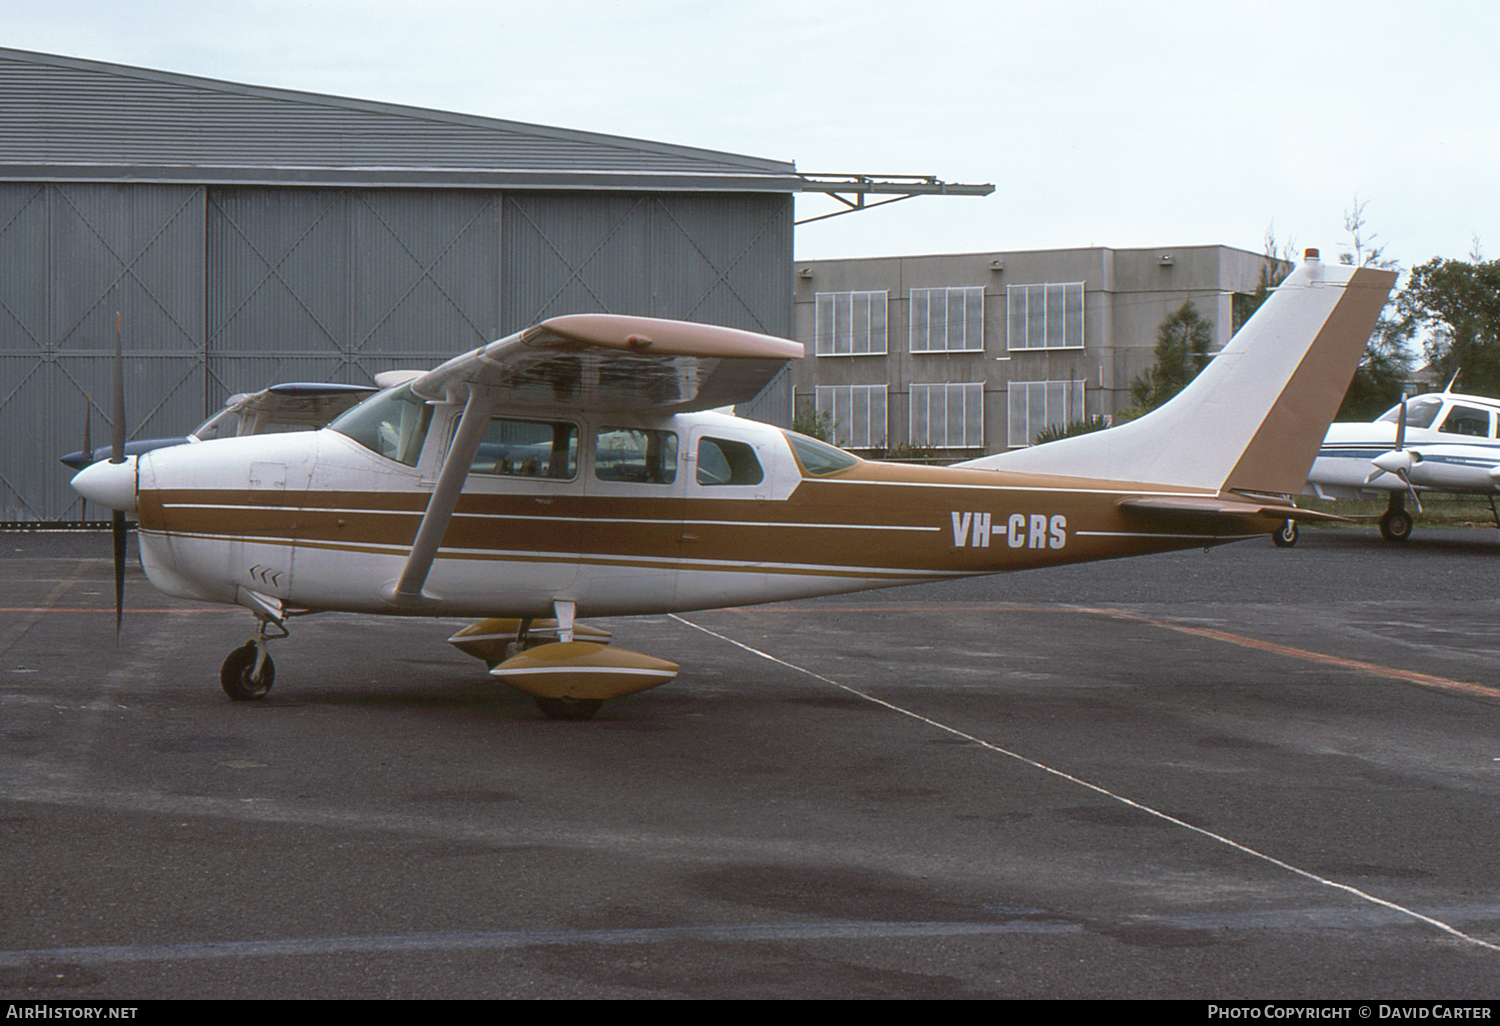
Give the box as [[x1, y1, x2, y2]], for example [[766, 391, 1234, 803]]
[[1379, 510, 1413, 543], [1273, 520, 1298, 547], [221, 643, 274, 701]]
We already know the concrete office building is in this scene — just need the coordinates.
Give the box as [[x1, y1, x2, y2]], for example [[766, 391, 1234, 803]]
[[791, 245, 1283, 457]]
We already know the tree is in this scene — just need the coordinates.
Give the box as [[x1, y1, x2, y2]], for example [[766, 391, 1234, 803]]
[[1396, 257, 1500, 398], [1231, 228, 1296, 331], [1130, 300, 1213, 411], [1334, 197, 1409, 420]]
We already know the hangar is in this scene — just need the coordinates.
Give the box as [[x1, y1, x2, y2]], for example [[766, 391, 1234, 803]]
[[0, 47, 989, 522]]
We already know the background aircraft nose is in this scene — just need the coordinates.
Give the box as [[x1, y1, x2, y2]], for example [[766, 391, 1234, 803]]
[[71, 456, 138, 514]]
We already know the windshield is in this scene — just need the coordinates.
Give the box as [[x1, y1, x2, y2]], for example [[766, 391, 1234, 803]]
[[1376, 396, 1443, 430], [327, 384, 434, 466]]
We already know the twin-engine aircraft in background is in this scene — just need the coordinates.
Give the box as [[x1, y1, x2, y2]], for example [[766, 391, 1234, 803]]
[[1302, 387, 1500, 542], [73, 252, 1396, 719], [61, 381, 384, 470]]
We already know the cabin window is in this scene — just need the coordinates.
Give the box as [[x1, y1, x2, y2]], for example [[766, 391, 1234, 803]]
[[594, 427, 678, 484], [1438, 405, 1493, 437], [696, 437, 764, 486], [784, 431, 858, 477], [328, 384, 433, 467], [470, 418, 578, 479]]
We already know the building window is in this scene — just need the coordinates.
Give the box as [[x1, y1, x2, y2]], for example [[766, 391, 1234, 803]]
[[1007, 282, 1084, 350], [815, 291, 888, 355], [910, 286, 985, 352], [816, 384, 888, 449], [1007, 379, 1085, 447], [910, 382, 984, 449]]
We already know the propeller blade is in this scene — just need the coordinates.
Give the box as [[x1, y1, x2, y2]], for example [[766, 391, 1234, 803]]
[[1394, 394, 1407, 452], [80, 398, 92, 521], [111, 312, 126, 639], [1387, 469, 1423, 514], [111, 313, 125, 464], [113, 510, 126, 638]]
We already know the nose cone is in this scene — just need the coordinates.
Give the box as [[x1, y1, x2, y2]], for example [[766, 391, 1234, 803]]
[[72, 456, 138, 513]]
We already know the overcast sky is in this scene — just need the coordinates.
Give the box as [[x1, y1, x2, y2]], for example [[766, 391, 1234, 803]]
[[8, 0, 1497, 271]]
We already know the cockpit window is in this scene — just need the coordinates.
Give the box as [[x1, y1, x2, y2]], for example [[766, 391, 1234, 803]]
[[327, 384, 433, 467], [782, 431, 859, 477], [1377, 396, 1443, 430]]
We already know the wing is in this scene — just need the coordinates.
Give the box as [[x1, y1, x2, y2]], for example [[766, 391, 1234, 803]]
[[407, 313, 803, 412], [385, 314, 802, 605]]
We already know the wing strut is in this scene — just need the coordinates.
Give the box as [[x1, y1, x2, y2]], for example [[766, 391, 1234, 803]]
[[385, 384, 495, 604]]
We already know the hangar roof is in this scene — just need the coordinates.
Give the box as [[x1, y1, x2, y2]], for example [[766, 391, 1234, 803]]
[[0, 47, 800, 192]]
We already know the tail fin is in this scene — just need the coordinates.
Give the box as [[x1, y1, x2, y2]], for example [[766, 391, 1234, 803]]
[[958, 253, 1398, 494]]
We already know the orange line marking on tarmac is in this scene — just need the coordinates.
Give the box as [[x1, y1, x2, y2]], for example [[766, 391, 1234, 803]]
[[1075, 606, 1500, 701], [725, 601, 1500, 701]]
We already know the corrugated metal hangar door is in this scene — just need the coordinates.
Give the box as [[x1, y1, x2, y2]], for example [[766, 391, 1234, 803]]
[[499, 191, 794, 425], [0, 182, 206, 522], [206, 188, 501, 397], [501, 192, 791, 336]]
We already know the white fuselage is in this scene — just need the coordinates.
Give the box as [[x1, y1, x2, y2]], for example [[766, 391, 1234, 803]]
[[1304, 393, 1500, 500]]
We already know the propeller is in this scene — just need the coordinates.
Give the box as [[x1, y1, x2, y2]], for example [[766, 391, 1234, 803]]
[[78, 398, 92, 521], [1365, 395, 1423, 512], [110, 312, 126, 638]]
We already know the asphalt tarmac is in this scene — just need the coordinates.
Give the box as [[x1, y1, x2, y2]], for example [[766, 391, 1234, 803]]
[[3, 526, 1500, 999]]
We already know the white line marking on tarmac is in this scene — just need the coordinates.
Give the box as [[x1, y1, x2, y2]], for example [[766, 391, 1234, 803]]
[[670, 613, 1500, 954]]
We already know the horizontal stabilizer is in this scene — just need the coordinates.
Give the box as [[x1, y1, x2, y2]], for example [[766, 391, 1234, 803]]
[[1118, 495, 1346, 527]]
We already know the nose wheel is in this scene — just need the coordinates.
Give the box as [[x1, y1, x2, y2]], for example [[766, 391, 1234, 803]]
[[221, 619, 286, 701]]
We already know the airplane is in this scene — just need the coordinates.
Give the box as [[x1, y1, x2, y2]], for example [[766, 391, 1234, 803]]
[[1300, 386, 1500, 542], [71, 251, 1396, 720], [60, 381, 387, 470]]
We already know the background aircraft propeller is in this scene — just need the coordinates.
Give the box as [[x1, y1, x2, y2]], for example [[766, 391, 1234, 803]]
[[109, 313, 126, 638], [78, 399, 92, 522], [1365, 395, 1423, 512]]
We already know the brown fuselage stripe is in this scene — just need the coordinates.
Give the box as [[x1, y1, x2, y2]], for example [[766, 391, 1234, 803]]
[[138, 472, 1281, 580]]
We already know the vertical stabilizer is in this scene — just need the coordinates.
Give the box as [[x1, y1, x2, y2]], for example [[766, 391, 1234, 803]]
[[958, 253, 1397, 493]]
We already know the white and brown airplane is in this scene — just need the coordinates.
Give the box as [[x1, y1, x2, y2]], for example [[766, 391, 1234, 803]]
[[72, 251, 1396, 719]]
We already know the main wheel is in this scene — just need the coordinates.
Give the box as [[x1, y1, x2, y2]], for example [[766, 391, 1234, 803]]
[[1379, 509, 1414, 542], [534, 696, 603, 721], [1273, 520, 1298, 547], [221, 643, 275, 701]]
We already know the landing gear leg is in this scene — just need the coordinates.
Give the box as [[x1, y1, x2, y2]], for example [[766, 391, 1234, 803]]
[[221, 617, 287, 701], [1379, 492, 1413, 543]]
